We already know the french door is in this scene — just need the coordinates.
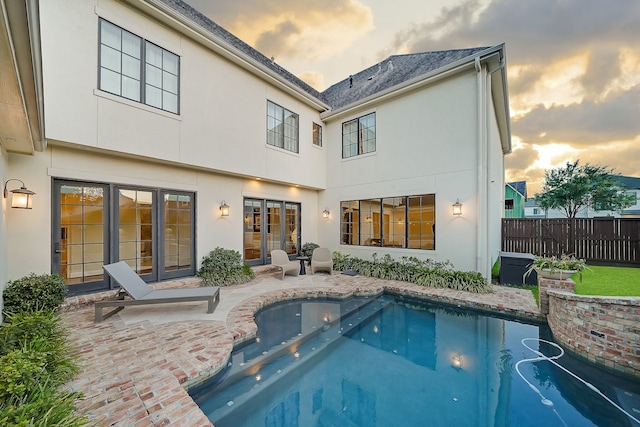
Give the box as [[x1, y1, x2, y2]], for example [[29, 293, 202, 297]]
[[243, 198, 300, 265], [52, 180, 195, 295]]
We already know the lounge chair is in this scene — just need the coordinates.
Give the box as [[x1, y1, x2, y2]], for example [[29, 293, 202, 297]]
[[95, 261, 220, 323], [271, 250, 300, 280], [311, 247, 333, 275]]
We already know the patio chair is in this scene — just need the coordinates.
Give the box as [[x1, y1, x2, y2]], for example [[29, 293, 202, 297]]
[[311, 247, 333, 275], [271, 250, 300, 280], [95, 261, 220, 323]]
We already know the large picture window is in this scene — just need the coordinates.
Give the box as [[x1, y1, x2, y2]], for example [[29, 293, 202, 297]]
[[267, 100, 299, 153], [342, 112, 376, 158], [99, 19, 179, 114], [341, 194, 435, 250]]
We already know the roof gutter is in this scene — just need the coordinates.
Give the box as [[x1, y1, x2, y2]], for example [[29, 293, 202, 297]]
[[321, 45, 505, 122], [26, 0, 45, 152], [123, 0, 329, 111]]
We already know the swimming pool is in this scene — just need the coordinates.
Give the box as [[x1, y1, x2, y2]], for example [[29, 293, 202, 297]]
[[189, 295, 640, 427]]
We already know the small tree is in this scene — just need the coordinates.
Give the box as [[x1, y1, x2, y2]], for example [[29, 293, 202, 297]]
[[535, 160, 635, 218]]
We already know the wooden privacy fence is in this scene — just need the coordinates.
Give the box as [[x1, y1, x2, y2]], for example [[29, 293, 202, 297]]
[[501, 218, 640, 266]]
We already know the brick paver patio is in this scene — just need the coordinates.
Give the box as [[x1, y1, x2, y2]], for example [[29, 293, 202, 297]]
[[62, 272, 541, 426]]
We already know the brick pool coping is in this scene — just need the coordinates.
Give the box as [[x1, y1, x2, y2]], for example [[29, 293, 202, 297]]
[[62, 274, 541, 426]]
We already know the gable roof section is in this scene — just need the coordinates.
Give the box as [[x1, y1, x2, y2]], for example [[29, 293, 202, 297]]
[[322, 48, 489, 110], [612, 175, 640, 190], [507, 181, 527, 198]]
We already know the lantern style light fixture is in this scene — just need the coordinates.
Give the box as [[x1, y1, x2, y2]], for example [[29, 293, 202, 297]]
[[452, 198, 462, 216], [322, 209, 330, 219], [3, 179, 36, 209], [451, 353, 462, 369], [219, 201, 230, 217]]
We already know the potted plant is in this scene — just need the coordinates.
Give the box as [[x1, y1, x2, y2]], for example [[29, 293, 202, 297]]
[[525, 254, 588, 280]]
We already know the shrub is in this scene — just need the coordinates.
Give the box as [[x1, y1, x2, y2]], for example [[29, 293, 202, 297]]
[[331, 252, 490, 293], [197, 247, 255, 286], [0, 311, 78, 386], [0, 310, 86, 426], [3, 273, 67, 315], [300, 242, 319, 260]]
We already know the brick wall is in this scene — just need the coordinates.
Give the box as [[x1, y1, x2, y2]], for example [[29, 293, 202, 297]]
[[540, 277, 640, 378]]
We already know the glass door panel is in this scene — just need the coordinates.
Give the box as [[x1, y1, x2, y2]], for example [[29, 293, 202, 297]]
[[54, 182, 109, 294], [266, 201, 282, 258], [117, 189, 155, 280], [285, 203, 299, 255], [244, 199, 262, 263], [161, 192, 195, 279]]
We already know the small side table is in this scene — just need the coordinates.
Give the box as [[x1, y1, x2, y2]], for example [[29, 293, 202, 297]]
[[296, 256, 309, 275]]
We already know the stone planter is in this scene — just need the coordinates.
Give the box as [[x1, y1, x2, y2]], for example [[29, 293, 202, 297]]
[[537, 268, 576, 280]]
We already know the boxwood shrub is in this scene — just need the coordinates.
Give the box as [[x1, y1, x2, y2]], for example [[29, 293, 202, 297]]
[[3, 273, 67, 315]]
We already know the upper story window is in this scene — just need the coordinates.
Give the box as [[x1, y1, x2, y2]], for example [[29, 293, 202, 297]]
[[342, 112, 375, 158], [99, 19, 180, 114], [313, 122, 322, 147], [267, 100, 299, 153]]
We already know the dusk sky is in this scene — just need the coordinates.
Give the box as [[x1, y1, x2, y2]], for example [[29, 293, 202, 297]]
[[184, 0, 640, 194]]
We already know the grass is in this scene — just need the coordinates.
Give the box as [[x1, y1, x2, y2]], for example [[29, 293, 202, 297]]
[[573, 265, 640, 296]]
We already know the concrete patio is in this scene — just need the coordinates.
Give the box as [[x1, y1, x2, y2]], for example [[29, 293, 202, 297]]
[[61, 272, 541, 426]]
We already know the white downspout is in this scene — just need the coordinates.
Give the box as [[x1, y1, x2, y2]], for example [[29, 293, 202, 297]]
[[485, 58, 505, 280], [475, 57, 485, 278], [476, 55, 505, 281]]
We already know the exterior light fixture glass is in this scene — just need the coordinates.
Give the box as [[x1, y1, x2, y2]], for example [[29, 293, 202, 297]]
[[451, 353, 462, 369], [220, 201, 230, 217], [3, 179, 36, 209], [322, 209, 330, 219], [452, 199, 462, 216]]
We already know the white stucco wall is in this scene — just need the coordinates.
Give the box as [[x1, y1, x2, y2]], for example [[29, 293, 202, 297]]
[[39, 0, 327, 190], [5, 145, 320, 281], [318, 71, 489, 273]]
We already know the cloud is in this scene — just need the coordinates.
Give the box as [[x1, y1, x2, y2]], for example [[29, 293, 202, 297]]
[[184, 0, 374, 60], [512, 85, 640, 145], [387, 0, 640, 186]]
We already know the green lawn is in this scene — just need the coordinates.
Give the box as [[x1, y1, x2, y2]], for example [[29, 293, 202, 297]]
[[573, 265, 640, 296]]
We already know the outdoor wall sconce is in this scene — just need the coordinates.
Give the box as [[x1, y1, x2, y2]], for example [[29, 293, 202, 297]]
[[220, 201, 230, 217], [451, 353, 462, 369], [3, 179, 36, 209], [452, 199, 463, 216], [322, 209, 330, 219]]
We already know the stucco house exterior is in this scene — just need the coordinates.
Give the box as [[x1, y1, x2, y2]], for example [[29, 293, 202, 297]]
[[1, 0, 511, 300]]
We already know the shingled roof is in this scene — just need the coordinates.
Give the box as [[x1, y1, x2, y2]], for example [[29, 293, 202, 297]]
[[156, 0, 325, 102], [158, 0, 495, 112], [321, 48, 490, 110]]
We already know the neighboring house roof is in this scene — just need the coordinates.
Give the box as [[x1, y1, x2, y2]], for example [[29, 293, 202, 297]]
[[506, 181, 527, 199], [612, 175, 640, 189], [524, 198, 539, 208]]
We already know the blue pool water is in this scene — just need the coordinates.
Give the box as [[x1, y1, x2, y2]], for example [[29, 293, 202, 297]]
[[189, 295, 640, 427]]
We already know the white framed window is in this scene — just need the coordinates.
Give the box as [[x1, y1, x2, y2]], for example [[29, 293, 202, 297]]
[[267, 100, 299, 153], [99, 19, 179, 114]]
